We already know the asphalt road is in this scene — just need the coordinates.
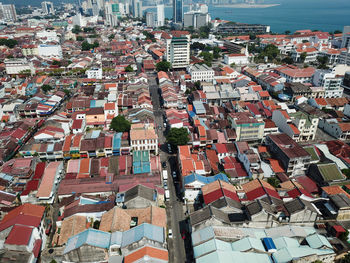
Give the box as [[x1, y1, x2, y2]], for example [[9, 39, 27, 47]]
[[148, 75, 188, 263]]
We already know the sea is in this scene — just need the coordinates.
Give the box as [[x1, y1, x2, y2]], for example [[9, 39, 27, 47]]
[[145, 0, 350, 33]]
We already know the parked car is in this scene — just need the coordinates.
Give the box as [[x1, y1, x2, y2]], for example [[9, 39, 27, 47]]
[[162, 162, 167, 168], [172, 171, 176, 178], [164, 181, 168, 190], [168, 229, 173, 238]]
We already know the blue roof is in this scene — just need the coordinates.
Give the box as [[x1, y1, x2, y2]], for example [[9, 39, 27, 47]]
[[113, 133, 122, 150], [183, 173, 229, 186], [90, 100, 96, 108], [191, 226, 215, 247], [64, 229, 111, 254], [121, 223, 164, 247], [196, 251, 271, 263], [0, 173, 14, 181], [188, 111, 196, 118], [262, 237, 276, 251], [305, 233, 332, 249], [110, 231, 123, 246], [47, 143, 54, 152], [91, 130, 101, 139], [272, 246, 334, 263], [232, 237, 265, 252]]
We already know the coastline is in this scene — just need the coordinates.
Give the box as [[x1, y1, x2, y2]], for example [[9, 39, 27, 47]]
[[210, 4, 280, 8], [142, 4, 280, 11]]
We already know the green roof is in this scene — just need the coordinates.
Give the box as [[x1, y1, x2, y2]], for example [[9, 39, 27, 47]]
[[303, 146, 320, 162], [318, 163, 345, 182], [289, 111, 314, 126]]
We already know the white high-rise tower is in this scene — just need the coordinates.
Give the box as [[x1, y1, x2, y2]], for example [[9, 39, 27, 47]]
[[157, 4, 165, 27]]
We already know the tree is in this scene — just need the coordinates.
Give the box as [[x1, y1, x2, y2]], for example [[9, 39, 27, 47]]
[[63, 89, 71, 97], [156, 61, 171, 72], [339, 253, 350, 263], [81, 41, 91, 51], [191, 42, 205, 50], [76, 36, 84, 41], [300, 52, 307, 63], [124, 65, 134, 72], [317, 56, 329, 69], [194, 81, 201, 90], [0, 38, 17, 48], [72, 25, 81, 34], [110, 115, 131, 132], [230, 63, 236, 68], [342, 169, 350, 179], [267, 177, 280, 188], [93, 220, 100, 229], [199, 25, 211, 39], [166, 128, 189, 146], [108, 34, 115, 40], [282, 56, 294, 64], [213, 47, 221, 59], [285, 30, 291, 35], [215, 17, 220, 20], [339, 229, 349, 243], [334, 30, 342, 34], [41, 84, 53, 93], [52, 60, 61, 66], [199, 51, 213, 66]]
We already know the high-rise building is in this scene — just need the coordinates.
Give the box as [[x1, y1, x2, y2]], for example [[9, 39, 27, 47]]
[[0, 3, 17, 22], [173, 0, 183, 24], [341, 26, 350, 49], [41, 1, 55, 15], [184, 3, 210, 29], [146, 12, 155, 27], [166, 31, 190, 68], [132, 0, 142, 18], [105, 2, 122, 26], [157, 4, 165, 27]]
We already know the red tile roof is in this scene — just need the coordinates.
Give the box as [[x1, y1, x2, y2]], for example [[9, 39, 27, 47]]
[[5, 225, 33, 245]]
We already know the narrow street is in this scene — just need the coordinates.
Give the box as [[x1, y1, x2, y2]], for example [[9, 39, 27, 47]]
[[148, 75, 188, 263]]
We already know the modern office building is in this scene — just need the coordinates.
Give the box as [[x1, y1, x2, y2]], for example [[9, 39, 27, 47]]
[[42, 1, 55, 15], [341, 26, 350, 49], [157, 4, 165, 27], [146, 12, 155, 27], [183, 12, 210, 29], [166, 32, 190, 69], [0, 3, 17, 22], [132, 0, 142, 18], [216, 22, 270, 35], [173, 0, 183, 24], [105, 2, 122, 26]]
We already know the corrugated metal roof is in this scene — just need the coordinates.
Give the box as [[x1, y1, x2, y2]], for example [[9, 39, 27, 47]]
[[231, 237, 265, 252], [64, 228, 111, 254]]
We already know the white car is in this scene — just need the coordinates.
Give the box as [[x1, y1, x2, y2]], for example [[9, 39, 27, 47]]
[[168, 229, 173, 238]]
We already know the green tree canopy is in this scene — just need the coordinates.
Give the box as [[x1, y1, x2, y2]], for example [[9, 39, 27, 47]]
[[282, 56, 294, 64], [76, 36, 84, 41], [0, 38, 17, 48], [317, 56, 329, 69], [156, 61, 171, 72], [110, 115, 131, 132], [340, 253, 350, 263], [166, 128, 189, 146], [267, 177, 280, 188], [41, 84, 53, 93], [72, 25, 81, 34], [191, 42, 206, 50], [124, 65, 134, 72], [81, 40, 99, 51], [300, 52, 307, 63], [199, 51, 213, 66]]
